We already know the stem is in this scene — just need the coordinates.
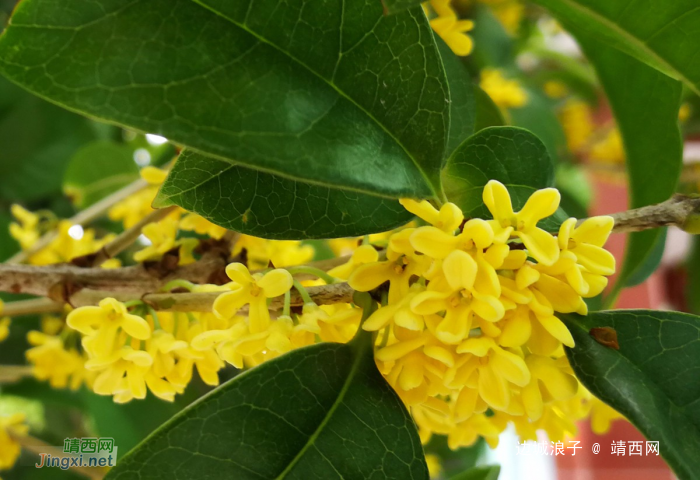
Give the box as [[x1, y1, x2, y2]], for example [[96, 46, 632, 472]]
[[0, 365, 34, 383], [1, 298, 63, 317], [292, 280, 314, 304], [282, 290, 291, 317], [6, 178, 150, 264], [84, 205, 178, 267], [286, 266, 337, 284], [605, 194, 700, 233], [160, 279, 196, 292]]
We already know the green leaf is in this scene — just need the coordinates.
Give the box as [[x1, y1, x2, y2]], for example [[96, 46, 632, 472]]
[[105, 334, 428, 480], [563, 310, 700, 480], [473, 86, 505, 132], [63, 140, 140, 208], [531, 0, 700, 96], [155, 150, 414, 239], [435, 38, 476, 161], [381, 0, 423, 15], [0, 0, 449, 200], [0, 76, 96, 202], [450, 465, 501, 480], [572, 34, 682, 294], [442, 126, 566, 229]]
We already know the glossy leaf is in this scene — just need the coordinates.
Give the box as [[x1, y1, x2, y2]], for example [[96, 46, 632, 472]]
[[155, 150, 414, 239], [105, 333, 428, 480], [573, 34, 682, 293], [563, 310, 700, 479], [63, 140, 140, 208], [0, 0, 449, 199], [442, 126, 566, 229], [531, 0, 700, 95]]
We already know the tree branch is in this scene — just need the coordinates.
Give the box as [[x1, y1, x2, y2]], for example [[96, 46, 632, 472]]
[[607, 194, 700, 233]]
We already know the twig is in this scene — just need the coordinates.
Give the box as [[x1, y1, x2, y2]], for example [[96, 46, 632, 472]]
[[1, 298, 63, 317], [6, 178, 149, 264], [607, 194, 700, 233], [80, 205, 179, 267], [68, 283, 354, 312], [0, 365, 34, 383]]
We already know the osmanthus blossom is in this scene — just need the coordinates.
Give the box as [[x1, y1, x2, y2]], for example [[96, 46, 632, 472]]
[[22, 174, 618, 455]]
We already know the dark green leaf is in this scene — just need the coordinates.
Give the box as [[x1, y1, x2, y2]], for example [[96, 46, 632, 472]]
[[0, 76, 96, 202], [155, 150, 414, 239], [573, 35, 682, 292], [0, 0, 449, 199], [436, 37, 476, 161], [381, 0, 423, 15], [106, 333, 428, 480], [563, 310, 700, 480], [531, 0, 700, 96], [63, 140, 140, 208], [442, 126, 566, 229], [450, 465, 500, 480], [473, 86, 505, 132], [686, 236, 700, 315]]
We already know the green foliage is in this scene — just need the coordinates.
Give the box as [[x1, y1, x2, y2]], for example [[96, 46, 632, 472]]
[[450, 465, 501, 480], [155, 151, 414, 239], [105, 330, 427, 480], [0, 76, 97, 202], [473, 86, 505, 132], [442, 126, 566, 229], [531, 0, 700, 96], [63, 140, 139, 208], [573, 34, 682, 295], [563, 310, 700, 480], [381, 0, 424, 15], [0, 0, 449, 201]]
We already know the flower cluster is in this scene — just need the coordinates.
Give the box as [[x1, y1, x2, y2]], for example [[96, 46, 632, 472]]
[[343, 180, 615, 448], [480, 68, 528, 111], [8, 170, 620, 449]]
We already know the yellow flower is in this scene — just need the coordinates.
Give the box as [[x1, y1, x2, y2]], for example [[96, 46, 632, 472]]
[[590, 128, 625, 164], [67, 298, 151, 358], [214, 263, 293, 334], [0, 413, 29, 472], [559, 99, 594, 154], [0, 318, 10, 342], [483, 180, 560, 266], [179, 213, 228, 240], [425, 0, 475, 56], [480, 68, 528, 109], [328, 245, 379, 280], [9, 204, 40, 249], [26, 331, 88, 390], [133, 214, 198, 265], [544, 80, 568, 99]]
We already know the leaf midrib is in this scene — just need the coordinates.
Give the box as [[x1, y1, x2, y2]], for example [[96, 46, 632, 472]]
[[275, 341, 366, 479], [190, 0, 442, 200], [536, 0, 700, 96]]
